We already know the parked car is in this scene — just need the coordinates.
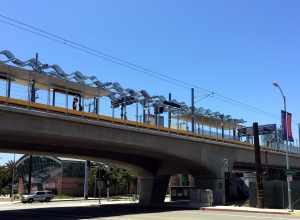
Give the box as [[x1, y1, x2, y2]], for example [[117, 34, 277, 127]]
[[21, 191, 54, 203]]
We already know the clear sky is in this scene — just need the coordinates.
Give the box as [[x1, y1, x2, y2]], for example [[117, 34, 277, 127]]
[[0, 1, 299, 164]]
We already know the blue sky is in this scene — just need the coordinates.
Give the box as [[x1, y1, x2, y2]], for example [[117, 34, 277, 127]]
[[0, 1, 300, 164]]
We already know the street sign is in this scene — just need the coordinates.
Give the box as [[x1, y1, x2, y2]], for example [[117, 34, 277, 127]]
[[238, 124, 276, 136]]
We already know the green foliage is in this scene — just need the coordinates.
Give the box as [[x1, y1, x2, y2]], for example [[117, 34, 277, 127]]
[[0, 165, 11, 195], [88, 164, 137, 196], [55, 193, 73, 199], [110, 168, 134, 186], [5, 160, 16, 171]]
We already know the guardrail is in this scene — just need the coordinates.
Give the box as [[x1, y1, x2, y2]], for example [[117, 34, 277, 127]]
[[0, 95, 298, 155]]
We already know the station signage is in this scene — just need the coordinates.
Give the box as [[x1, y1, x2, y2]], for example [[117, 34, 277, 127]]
[[238, 124, 277, 136]]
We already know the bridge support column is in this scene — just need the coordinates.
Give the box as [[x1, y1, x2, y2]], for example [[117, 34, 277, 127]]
[[194, 176, 226, 205], [83, 160, 90, 200], [138, 175, 170, 206]]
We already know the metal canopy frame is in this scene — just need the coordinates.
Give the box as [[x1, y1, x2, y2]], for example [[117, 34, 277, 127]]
[[0, 64, 108, 99], [0, 50, 245, 130]]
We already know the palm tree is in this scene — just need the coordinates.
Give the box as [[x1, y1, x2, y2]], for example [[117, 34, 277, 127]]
[[5, 160, 16, 171], [0, 165, 10, 195], [5, 160, 16, 198]]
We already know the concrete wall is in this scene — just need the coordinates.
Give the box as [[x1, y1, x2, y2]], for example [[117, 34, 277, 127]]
[[250, 180, 300, 209]]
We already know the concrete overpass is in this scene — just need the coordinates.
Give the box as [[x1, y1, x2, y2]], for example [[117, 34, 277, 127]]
[[0, 103, 300, 206]]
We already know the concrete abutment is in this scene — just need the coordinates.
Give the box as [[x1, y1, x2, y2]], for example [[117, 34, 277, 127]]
[[138, 175, 170, 206]]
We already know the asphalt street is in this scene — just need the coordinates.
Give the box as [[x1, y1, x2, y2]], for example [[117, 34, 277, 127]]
[[0, 200, 298, 220]]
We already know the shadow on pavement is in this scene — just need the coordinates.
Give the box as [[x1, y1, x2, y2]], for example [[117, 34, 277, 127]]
[[0, 203, 196, 220]]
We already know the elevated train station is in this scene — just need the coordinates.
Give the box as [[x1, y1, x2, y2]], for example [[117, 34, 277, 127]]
[[0, 50, 300, 208], [0, 50, 250, 143]]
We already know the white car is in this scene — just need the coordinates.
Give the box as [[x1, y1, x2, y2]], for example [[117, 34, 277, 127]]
[[21, 191, 54, 203]]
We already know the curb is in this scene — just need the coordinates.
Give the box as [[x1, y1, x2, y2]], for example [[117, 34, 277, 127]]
[[200, 207, 292, 215], [51, 199, 98, 202], [291, 212, 300, 217]]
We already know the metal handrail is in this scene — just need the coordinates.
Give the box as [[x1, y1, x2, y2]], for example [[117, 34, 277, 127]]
[[0, 95, 298, 155]]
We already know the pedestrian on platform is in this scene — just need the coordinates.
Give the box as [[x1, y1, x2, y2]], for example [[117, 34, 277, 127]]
[[72, 97, 78, 110]]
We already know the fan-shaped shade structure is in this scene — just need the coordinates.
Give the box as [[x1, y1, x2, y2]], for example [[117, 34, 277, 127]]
[[175, 113, 244, 130], [0, 63, 109, 98], [0, 50, 245, 130]]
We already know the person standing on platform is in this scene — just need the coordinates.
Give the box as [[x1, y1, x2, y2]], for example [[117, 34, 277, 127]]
[[72, 97, 78, 110]]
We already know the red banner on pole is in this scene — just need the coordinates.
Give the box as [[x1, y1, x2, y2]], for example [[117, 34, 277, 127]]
[[281, 110, 294, 141]]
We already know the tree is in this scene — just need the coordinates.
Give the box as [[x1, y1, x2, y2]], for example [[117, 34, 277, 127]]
[[0, 165, 10, 195], [5, 160, 16, 196], [5, 160, 16, 171], [88, 163, 137, 196]]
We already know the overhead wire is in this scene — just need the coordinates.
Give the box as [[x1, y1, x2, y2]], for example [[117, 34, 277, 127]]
[[0, 13, 291, 124], [0, 14, 193, 90]]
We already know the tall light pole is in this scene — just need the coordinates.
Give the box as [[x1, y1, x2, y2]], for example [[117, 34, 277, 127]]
[[273, 81, 292, 211]]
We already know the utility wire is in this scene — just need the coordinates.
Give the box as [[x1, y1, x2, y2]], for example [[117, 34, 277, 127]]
[[0, 19, 192, 90], [194, 92, 215, 104], [0, 14, 193, 90], [0, 13, 288, 122]]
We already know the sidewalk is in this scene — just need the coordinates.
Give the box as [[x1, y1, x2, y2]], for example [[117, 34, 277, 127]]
[[51, 196, 137, 203], [200, 206, 294, 215], [0, 200, 20, 205]]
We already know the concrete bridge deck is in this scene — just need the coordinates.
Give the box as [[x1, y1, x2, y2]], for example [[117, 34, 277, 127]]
[[0, 101, 300, 206]]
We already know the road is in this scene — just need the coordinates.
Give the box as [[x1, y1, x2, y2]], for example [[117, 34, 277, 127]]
[[0, 200, 298, 220]]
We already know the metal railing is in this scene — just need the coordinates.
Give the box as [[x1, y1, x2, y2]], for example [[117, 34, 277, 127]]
[[1, 94, 299, 156]]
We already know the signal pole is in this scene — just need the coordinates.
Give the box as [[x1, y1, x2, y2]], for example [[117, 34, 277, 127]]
[[253, 122, 264, 208]]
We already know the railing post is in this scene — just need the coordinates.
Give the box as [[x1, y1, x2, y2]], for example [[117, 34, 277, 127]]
[[65, 89, 68, 113], [191, 88, 195, 133], [52, 89, 56, 106], [6, 78, 11, 98], [221, 115, 224, 139], [47, 88, 50, 106], [142, 101, 146, 124], [95, 97, 99, 115], [30, 80, 36, 103], [168, 93, 172, 129], [136, 101, 138, 124]]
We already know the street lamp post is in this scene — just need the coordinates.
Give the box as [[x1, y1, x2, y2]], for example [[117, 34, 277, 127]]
[[273, 81, 292, 211]]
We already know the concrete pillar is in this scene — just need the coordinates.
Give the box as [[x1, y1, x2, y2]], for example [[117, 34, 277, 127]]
[[84, 160, 90, 199], [138, 175, 170, 206], [194, 176, 226, 205], [188, 175, 195, 187]]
